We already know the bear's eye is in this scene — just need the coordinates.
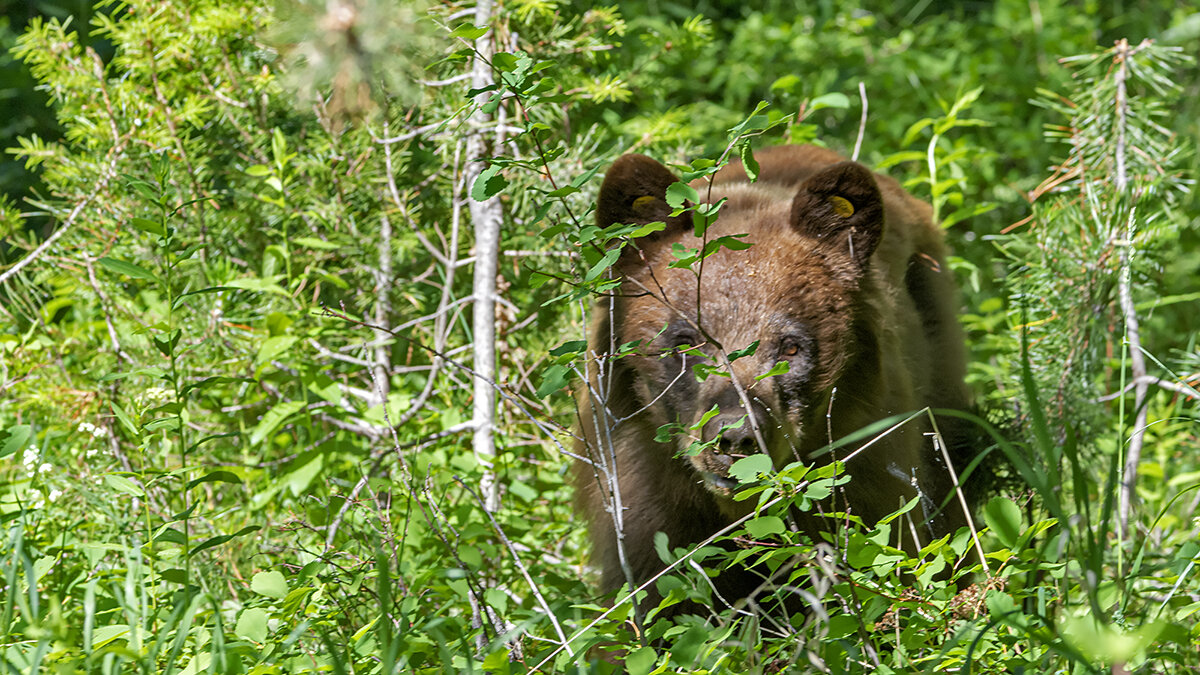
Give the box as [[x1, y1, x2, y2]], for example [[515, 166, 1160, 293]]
[[672, 333, 700, 350], [779, 336, 805, 358], [667, 328, 701, 353]]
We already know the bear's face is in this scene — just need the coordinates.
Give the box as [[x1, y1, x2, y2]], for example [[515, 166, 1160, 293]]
[[595, 154, 885, 505]]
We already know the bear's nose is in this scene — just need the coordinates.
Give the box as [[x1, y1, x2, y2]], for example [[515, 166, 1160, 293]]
[[717, 424, 757, 458]]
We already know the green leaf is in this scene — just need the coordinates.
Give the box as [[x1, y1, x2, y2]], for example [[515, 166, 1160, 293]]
[[582, 246, 620, 283], [536, 364, 572, 398], [190, 526, 260, 557], [91, 624, 131, 649], [549, 340, 587, 358], [291, 236, 341, 250], [280, 586, 316, 618], [728, 454, 772, 481], [252, 570, 289, 599], [450, 23, 488, 41], [654, 422, 686, 443], [142, 416, 180, 432], [665, 182, 699, 209], [626, 646, 657, 675], [235, 608, 269, 643], [770, 74, 801, 94], [153, 527, 187, 545], [755, 360, 790, 380], [690, 404, 721, 430], [130, 217, 166, 237], [739, 141, 760, 182], [186, 471, 243, 491], [745, 515, 785, 538], [0, 425, 31, 459], [628, 220, 666, 239], [110, 401, 140, 438], [172, 286, 233, 309], [255, 335, 299, 369], [471, 164, 506, 201], [984, 496, 1022, 548], [250, 400, 307, 446], [491, 52, 518, 72], [285, 454, 324, 496], [809, 92, 851, 111], [482, 649, 512, 675], [727, 340, 759, 361], [226, 277, 290, 296], [98, 257, 158, 282], [104, 474, 145, 497], [702, 234, 752, 256], [181, 376, 256, 397], [152, 330, 181, 358]]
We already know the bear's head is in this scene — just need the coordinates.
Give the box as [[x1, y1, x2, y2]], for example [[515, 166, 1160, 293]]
[[592, 152, 887, 514]]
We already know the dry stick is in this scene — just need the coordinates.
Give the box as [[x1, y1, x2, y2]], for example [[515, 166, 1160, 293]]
[[320, 307, 578, 463], [466, 0, 503, 513], [83, 255, 125, 366], [384, 144, 464, 432], [456, 477, 575, 657], [530, 494, 786, 673], [925, 411, 990, 576], [572, 298, 650, 640], [1097, 374, 1200, 403], [355, 336, 507, 652], [373, 211, 394, 406], [852, 82, 868, 162], [0, 144, 126, 287], [594, 289, 650, 638], [1113, 39, 1149, 537]]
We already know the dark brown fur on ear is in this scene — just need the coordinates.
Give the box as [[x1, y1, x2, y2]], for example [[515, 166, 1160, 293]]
[[595, 154, 692, 235], [791, 161, 885, 266]]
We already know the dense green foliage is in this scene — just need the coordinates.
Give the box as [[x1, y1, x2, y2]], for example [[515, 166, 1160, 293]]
[[0, 1, 1197, 673]]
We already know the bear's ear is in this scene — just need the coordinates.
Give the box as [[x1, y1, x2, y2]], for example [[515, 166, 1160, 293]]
[[790, 161, 884, 268], [595, 154, 692, 236]]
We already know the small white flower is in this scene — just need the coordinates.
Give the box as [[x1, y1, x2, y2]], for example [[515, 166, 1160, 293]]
[[86, 448, 99, 458], [78, 421, 96, 434], [22, 447, 38, 468], [92, 425, 108, 438], [38, 462, 52, 475], [47, 489, 63, 502]]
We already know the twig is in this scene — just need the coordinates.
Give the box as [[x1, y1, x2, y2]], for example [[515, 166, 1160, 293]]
[[1097, 373, 1200, 402], [456, 476, 574, 656], [0, 144, 126, 287], [852, 81, 868, 162], [926, 413, 990, 575], [83, 255, 124, 365], [530, 494, 785, 671]]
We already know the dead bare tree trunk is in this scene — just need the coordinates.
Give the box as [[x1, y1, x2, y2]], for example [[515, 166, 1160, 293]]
[[467, 0, 502, 513], [1113, 39, 1149, 537]]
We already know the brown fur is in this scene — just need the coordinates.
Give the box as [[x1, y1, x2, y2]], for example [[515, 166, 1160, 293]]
[[575, 145, 972, 607]]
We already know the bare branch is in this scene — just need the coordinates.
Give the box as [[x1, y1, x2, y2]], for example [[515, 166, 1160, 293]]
[[1097, 373, 1200, 402], [0, 144, 126, 287]]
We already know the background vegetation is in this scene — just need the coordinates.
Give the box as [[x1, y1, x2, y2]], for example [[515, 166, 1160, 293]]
[[0, 0, 1197, 672]]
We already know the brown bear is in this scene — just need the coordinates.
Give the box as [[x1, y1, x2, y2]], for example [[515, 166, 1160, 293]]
[[574, 144, 973, 611]]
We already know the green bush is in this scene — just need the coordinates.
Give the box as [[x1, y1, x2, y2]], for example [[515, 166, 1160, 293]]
[[0, 1, 1197, 673]]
